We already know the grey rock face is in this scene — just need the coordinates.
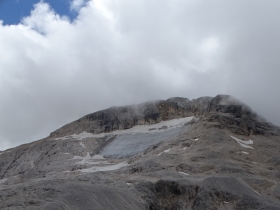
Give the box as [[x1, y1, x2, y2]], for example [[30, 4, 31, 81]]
[[135, 176, 280, 210], [1, 94, 280, 209], [49, 95, 280, 138]]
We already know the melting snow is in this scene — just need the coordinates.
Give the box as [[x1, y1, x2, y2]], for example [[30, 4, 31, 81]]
[[242, 151, 249, 155], [55, 117, 194, 141], [195, 138, 199, 141], [164, 148, 171, 153], [71, 132, 95, 140], [92, 117, 194, 138], [92, 154, 105, 159], [179, 172, 189, 176], [56, 117, 194, 158], [72, 152, 91, 164], [157, 148, 171, 156], [102, 126, 188, 158], [231, 136, 254, 149], [79, 142, 86, 148], [90, 161, 109, 165], [72, 153, 107, 165], [252, 189, 261, 195], [78, 161, 128, 173], [54, 131, 95, 141]]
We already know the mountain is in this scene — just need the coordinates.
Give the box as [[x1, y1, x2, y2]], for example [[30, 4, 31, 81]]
[[0, 94, 280, 209]]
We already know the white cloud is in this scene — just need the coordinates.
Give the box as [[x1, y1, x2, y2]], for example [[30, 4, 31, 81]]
[[0, 0, 280, 150], [70, 0, 86, 12]]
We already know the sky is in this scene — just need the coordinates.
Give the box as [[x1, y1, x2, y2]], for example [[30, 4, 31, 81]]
[[0, 0, 280, 150]]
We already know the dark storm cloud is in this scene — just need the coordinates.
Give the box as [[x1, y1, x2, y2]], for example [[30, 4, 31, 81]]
[[0, 0, 279, 150]]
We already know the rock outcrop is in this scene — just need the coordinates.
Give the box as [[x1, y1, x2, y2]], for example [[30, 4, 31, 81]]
[[50, 95, 280, 138], [1, 94, 280, 210]]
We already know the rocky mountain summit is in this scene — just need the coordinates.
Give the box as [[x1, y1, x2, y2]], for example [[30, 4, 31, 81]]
[[50, 95, 279, 138], [0, 94, 280, 209]]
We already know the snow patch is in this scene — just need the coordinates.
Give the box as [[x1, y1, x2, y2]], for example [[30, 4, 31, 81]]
[[72, 152, 91, 164], [252, 189, 261, 195], [102, 125, 189, 158], [90, 161, 109, 165], [157, 148, 171, 156], [79, 142, 86, 148], [231, 136, 254, 149], [179, 172, 189, 176], [195, 138, 199, 141], [92, 154, 105, 159], [164, 148, 171, 153], [72, 153, 107, 165], [91, 117, 194, 138], [54, 117, 194, 141], [54, 136, 70, 140], [30, 161, 34, 168], [54, 131, 95, 141], [72, 132, 95, 140], [241, 151, 249, 155], [78, 161, 128, 173]]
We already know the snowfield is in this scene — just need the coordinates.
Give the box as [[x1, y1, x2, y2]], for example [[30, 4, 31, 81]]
[[54, 117, 194, 158], [231, 135, 254, 149], [92, 116, 195, 138]]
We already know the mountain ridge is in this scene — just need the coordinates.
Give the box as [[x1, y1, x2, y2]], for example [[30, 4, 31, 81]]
[[0, 94, 280, 209], [49, 94, 279, 139]]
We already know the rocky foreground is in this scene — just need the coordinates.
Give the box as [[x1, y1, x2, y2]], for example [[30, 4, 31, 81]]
[[0, 95, 280, 209]]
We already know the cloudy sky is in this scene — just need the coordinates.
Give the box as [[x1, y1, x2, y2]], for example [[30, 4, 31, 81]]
[[0, 0, 279, 150]]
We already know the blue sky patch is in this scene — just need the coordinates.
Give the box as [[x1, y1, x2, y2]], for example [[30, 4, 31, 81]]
[[0, 0, 79, 25]]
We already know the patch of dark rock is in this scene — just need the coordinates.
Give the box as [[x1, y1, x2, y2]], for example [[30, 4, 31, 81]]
[[267, 156, 280, 167], [273, 184, 280, 201], [235, 195, 263, 210], [140, 177, 279, 210], [192, 188, 238, 210], [43, 183, 145, 210], [176, 163, 214, 174], [215, 164, 248, 175], [181, 140, 193, 147], [129, 160, 162, 174], [190, 156, 206, 162], [143, 142, 163, 155]]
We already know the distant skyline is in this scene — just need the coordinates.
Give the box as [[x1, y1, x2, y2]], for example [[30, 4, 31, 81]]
[[0, 0, 280, 150]]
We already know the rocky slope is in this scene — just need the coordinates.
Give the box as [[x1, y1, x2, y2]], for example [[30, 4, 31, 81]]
[[0, 94, 280, 210], [50, 95, 279, 138]]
